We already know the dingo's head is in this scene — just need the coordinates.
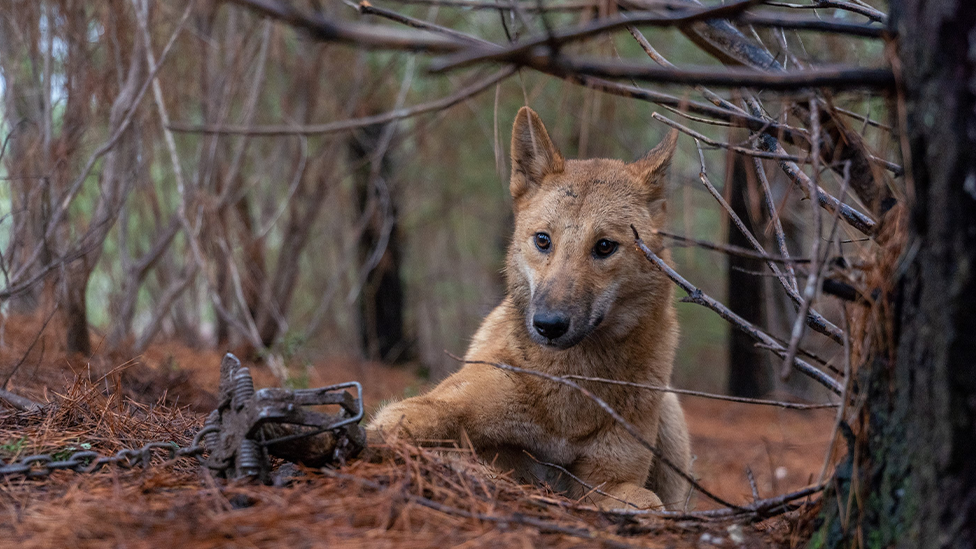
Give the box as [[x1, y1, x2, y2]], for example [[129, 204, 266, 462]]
[[506, 107, 677, 350]]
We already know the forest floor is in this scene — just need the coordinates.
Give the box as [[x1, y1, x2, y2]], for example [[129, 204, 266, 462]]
[[0, 314, 832, 548]]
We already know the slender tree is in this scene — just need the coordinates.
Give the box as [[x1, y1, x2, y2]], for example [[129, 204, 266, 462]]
[[725, 150, 771, 398]]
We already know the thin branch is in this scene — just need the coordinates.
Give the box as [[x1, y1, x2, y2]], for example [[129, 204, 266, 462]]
[[738, 12, 887, 38], [358, 1, 496, 45], [631, 227, 844, 395], [1, 304, 58, 388], [522, 450, 638, 509], [767, 0, 886, 23], [606, 482, 825, 520], [553, 75, 811, 147], [744, 97, 877, 235], [649, 227, 811, 264], [746, 467, 760, 501], [564, 374, 837, 409], [774, 141, 877, 234], [779, 102, 829, 379], [504, 57, 895, 91], [692, 140, 844, 345], [654, 112, 807, 162], [447, 353, 747, 510], [168, 67, 516, 135], [833, 105, 892, 131], [753, 155, 798, 290], [429, 0, 764, 73], [226, 0, 467, 52]]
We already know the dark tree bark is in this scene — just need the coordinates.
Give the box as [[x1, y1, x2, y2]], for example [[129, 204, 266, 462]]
[[819, 0, 976, 546], [350, 123, 408, 364], [725, 151, 772, 398]]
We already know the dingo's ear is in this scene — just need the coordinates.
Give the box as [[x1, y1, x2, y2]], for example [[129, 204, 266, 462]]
[[511, 107, 564, 201], [630, 129, 678, 210]]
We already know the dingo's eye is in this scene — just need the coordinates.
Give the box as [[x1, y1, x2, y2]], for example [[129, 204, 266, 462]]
[[593, 239, 618, 258], [534, 232, 552, 251]]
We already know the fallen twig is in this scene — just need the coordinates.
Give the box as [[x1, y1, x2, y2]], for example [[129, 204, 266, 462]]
[[0, 388, 44, 412]]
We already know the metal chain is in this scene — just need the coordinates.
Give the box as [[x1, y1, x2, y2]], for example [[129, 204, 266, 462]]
[[0, 426, 218, 479], [1, 354, 365, 482]]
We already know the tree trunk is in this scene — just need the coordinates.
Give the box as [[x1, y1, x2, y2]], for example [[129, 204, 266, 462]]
[[0, 4, 50, 314], [725, 151, 772, 398], [819, 1, 976, 545], [350, 123, 408, 364]]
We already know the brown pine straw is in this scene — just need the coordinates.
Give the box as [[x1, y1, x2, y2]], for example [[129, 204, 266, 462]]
[[0, 370, 817, 548]]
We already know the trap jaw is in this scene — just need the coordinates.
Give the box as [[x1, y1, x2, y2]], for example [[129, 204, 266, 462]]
[[202, 353, 366, 482]]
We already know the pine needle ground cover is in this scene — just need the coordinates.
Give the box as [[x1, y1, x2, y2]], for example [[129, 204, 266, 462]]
[[0, 315, 831, 548]]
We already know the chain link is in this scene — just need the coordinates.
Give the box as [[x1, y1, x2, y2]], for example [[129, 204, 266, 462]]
[[1, 352, 364, 481], [0, 426, 219, 479]]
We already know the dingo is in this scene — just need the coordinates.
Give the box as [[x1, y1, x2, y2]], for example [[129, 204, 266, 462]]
[[369, 107, 691, 510]]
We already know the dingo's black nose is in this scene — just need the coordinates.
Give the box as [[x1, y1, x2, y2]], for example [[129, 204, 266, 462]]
[[533, 313, 570, 339]]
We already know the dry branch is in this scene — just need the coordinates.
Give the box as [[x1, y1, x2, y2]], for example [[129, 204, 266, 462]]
[[737, 12, 887, 37], [226, 0, 467, 52], [0, 388, 43, 411], [358, 1, 497, 45], [691, 141, 845, 345], [168, 67, 515, 135], [631, 227, 845, 395], [429, 0, 763, 72], [448, 354, 747, 510], [564, 374, 837, 409], [493, 57, 895, 90]]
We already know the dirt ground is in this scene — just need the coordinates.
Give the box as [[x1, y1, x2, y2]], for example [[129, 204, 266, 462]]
[[0, 314, 832, 548]]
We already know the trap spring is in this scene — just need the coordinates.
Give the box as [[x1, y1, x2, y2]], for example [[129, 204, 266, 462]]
[[1, 353, 366, 481], [201, 353, 366, 482]]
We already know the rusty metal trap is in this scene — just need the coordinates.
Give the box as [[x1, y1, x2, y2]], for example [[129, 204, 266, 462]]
[[200, 353, 367, 482], [1, 353, 366, 482]]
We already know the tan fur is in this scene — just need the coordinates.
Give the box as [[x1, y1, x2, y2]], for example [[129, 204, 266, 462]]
[[369, 107, 692, 510]]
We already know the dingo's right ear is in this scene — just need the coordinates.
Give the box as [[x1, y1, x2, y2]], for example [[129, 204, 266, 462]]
[[510, 107, 564, 201]]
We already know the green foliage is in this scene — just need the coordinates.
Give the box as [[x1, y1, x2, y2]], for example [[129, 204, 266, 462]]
[[51, 442, 93, 461], [0, 436, 28, 458]]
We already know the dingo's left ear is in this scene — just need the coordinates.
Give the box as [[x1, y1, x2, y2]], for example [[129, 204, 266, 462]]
[[511, 107, 564, 202], [630, 129, 678, 209]]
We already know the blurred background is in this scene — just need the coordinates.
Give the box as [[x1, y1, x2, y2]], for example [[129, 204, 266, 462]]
[[0, 0, 891, 404]]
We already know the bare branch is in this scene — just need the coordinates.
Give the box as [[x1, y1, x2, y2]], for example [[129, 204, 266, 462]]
[[1, 304, 58, 388], [631, 227, 844, 395], [500, 57, 894, 91], [654, 112, 807, 162], [738, 12, 887, 38], [168, 67, 515, 136], [649, 227, 811, 264], [358, 1, 496, 46], [564, 374, 837, 409], [0, 388, 43, 412], [226, 0, 467, 52], [767, 0, 886, 23], [429, 0, 764, 72], [448, 353, 747, 510], [692, 140, 845, 345]]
